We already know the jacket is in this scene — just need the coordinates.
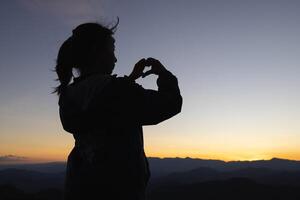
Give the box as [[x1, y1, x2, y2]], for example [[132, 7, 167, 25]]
[[58, 69, 182, 199]]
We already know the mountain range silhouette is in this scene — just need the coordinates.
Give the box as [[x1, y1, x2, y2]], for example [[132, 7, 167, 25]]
[[1, 157, 300, 200]]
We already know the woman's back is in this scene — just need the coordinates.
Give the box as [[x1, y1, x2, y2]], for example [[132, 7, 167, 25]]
[[59, 73, 151, 199]]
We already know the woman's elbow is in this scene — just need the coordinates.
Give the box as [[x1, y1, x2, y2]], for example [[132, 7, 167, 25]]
[[170, 95, 183, 116], [176, 95, 183, 114]]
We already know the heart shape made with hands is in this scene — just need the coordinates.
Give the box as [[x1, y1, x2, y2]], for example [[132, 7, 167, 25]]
[[129, 57, 166, 80], [142, 57, 166, 78]]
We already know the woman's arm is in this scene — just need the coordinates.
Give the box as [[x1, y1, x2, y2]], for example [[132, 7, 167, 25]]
[[89, 58, 182, 126], [128, 69, 182, 125], [122, 58, 182, 125]]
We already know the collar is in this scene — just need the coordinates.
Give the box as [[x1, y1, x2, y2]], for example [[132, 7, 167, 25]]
[[73, 73, 117, 83]]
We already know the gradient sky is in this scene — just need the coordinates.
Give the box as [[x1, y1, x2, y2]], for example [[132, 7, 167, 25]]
[[0, 0, 300, 163]]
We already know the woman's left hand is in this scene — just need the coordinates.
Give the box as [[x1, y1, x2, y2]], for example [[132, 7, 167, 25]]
[[128, 58, 149, 80]]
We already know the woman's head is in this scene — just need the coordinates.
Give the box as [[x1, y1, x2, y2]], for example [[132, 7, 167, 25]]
[[53, 20, 118, 95]]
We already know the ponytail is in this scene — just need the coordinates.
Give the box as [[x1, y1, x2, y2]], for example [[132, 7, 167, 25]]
[[53, 37, 74, 95]]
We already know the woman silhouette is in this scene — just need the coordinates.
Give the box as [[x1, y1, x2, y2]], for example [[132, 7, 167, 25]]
[[54, 21, 182, 200]]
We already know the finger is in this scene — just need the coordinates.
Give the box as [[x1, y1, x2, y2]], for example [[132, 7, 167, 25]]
[[147, 57, 157, 61], [146, 57, 160, 65], [134, 59, 146, 69], [145, 58, 154, 66], [142, 69, 154, 78], [135, 58, 146, 66]]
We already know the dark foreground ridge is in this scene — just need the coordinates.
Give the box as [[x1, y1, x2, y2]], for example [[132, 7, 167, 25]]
[[147, 178, 300, 200], [1, 178, 299, 200]]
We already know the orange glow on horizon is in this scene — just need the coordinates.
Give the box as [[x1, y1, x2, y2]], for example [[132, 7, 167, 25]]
[[145, 152, 300, 162], [6, 150, 300, 163]]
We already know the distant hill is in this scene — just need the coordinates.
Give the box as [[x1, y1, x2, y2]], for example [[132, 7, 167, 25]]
[[0, 162, 66, 173], [148, 157, 300, 178], [150, 167, 300, 188], [1, 157, 300, 178], [1, 157, 300, 200], [148, 157, 300, 188], [0, 169, 64, 192], [0, 157, 299, 190]]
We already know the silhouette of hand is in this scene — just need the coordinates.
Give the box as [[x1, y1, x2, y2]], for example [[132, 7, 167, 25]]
[[142, 57, 167, 78], [128, 57, 167, 80], [128, 58, 149, 80]]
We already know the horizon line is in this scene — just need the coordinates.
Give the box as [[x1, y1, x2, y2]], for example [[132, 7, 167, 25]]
[[0, 156, 299, 165]]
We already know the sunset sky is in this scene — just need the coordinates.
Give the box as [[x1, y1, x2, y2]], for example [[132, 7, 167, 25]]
[[0, 0, 300, 163]]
